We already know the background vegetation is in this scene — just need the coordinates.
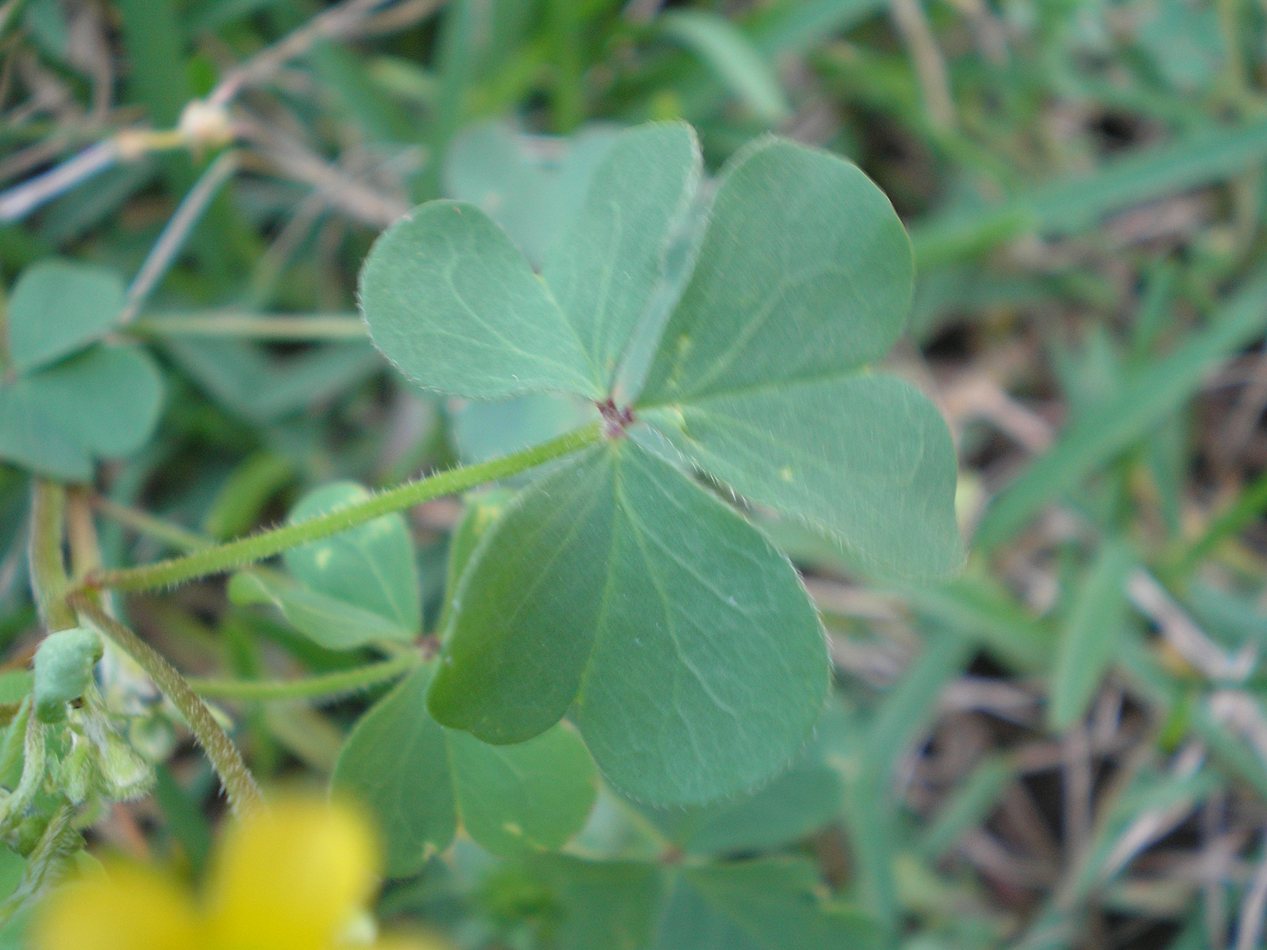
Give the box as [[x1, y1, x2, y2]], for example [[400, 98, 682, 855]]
[[2, 0, 1266, 947]]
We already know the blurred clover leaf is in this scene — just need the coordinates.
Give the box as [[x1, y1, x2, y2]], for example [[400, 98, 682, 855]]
[[1, 260, 163, 481], [228, 482, 421, 650], [359, 122, 962, 805]]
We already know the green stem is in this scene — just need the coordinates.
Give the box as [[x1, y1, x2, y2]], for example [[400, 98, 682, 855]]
[[130, 312, 365, 341], [93, 496, 210, 554], [28, 481, 75, 631], [548, 0, 585, 132], [190, 652, 421, 703], [65, 487, 102, 582], [69, 594, 263, 815], [88, 423, 602, 594]]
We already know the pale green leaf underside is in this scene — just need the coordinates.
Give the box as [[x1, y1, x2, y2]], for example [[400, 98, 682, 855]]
[[543, 122, 700, 391], [332, 666, 597, 877], [642, 375, 963, 579], [284, 482, 421, 635], [0, 346, 163, 481], [359, 200, 598, 399], [428, 442, 828, 806], [638, 137, 913, 405], [228, 573, 413, 651], [7, 259, 126, 373]]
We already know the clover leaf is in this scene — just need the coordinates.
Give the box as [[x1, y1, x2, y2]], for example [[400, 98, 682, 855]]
[[1, 260, 163, 481], [229, 482, 421, 650], [332, 664, 598, 877], [359, 121, 962, 805]]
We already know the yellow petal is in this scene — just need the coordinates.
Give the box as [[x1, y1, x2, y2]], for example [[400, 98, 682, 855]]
[[206, 795, 380, 949], [32, 861, 200, 950]]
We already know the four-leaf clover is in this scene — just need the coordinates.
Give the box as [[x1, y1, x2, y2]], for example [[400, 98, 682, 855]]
[[360, 122, 961, 805]]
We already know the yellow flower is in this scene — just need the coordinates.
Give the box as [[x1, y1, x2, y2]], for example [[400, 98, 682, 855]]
[[33, 796, 448, 950]]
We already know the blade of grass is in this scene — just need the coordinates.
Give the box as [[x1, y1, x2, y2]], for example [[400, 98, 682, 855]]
[[1049, 540, 1136, 730], [976, 272, 1267, 552], [920, 754, 1016, 862], [913, 119, 1267, 266], [659, 11, 791, 124]]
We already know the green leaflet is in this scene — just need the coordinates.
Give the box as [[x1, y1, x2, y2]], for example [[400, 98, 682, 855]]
[[19, 347, 162, 458], [0, 384, 91, 482], [542, 122, 700, 391], [284, 483, 421, 636], [638, 137, 912, 404], [0, 258, 162, 481], [642, 375, 963, 579], [333, 666, 451, 875], [429, 443, 827, 805], [359, 200, 598, 400], [631, 139, 956, 576], [0, 345, 164, 481], [443, 121, 621, 266], [6, 259, 125, 373], [228, 573, 414, 651], [448, 725, 595, 859], [229, 481, 421, 650], [435, 488, 515, 635], [332, 665, 597, 877]]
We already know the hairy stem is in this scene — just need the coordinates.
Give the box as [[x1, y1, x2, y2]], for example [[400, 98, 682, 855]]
[[88, 422, 602, 593], [28, 481, 75, 631], [190, 652, 421, 703], [69, 594, 262, 815]]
